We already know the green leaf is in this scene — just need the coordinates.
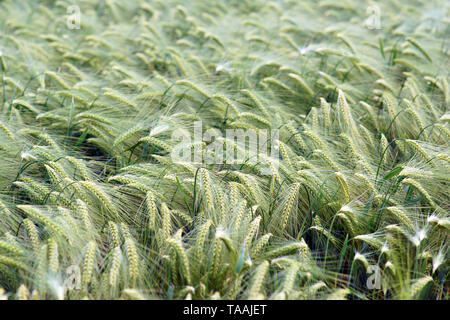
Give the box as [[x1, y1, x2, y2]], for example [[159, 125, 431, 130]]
[[383, 166, 403, 180], [75, 127, 89, 147], [378, 36, 386, 61]]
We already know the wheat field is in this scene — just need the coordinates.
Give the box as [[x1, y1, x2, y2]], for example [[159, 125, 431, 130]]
[[0, 0, 448, 300]]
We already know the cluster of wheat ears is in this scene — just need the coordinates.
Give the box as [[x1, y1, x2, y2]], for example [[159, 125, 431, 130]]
[[0, 0, 448, 300]]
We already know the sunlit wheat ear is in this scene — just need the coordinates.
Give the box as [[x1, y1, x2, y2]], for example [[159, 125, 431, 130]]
[[18, 205, 69, 243], [0, 200, 12, 217], [23, 218, 40, 251], [189, 54, 210, 75], [337, 89, 354, 131], [383, 93, 398, 122], [405, 140, 434, 166], [0, 121, 15, 140], [35, 244, 48, 292], [44, 71, 71, 90], [361, 101, 379, 130], [81, 241, 97, 290], [431, 248, 446, 274], [248, 260, 270, 299], [74, 112, 112, 125], [13, 181, 42, 203], [352, 252, 370, 271], [175, 80, 210, 98], [285, 121, 307, 150], [239, 112, 271, 127], [394, 58, 421, 73], [384, 207, 414, 230], [145, 191, 158, 231], [327, 288, 350, 300], [172, 209, 193, 225], [354, 173, 377, 197], [336, 212, 356, 237], [215, 190, 226, 225], [230, 119, 261, 130], [343, 133, 367, 163], [263, 77, 298, 97], [56, 91, 91, 109], [173, 53, 193, 76], [402, 178, 435, 207], [409, 276, 433, 299], [138, 136, 172, 151], [0, 0, 446, 300], [297, 170, 331, 198], [281, 264, 300, 297], [0, 238, 23, 255], [265, 242, 304, 259], [383, 261, 396, 277], [403, 75, 421, 95], [210, 237, 223, 277], [62, 61, 84, 80], [103, 88, 137, 109], [16, 284, 30, 300], [11, 100, 40, 115], [404, 105, 427, 139], [375, 79, 395, 94], [303, 128, 328, 151], [379, 133, 389, 164], [199, 168, 214, 211], [334, 172, 350, 203], [251, 233, 272, 257], [244, 215, 262, 249], [434, 124, 450, 141], [121, 289, 145, 300], [276, 183, 300, 232], [399, 167, 433, 180], [319, 98, 331, 129], [304, 281, 327, 298], [228, 182, 240, 207], [288, 73, 313, 97], [167, 237, 191, 285], [312, 149, 340, 171], [241, 89, 270, 118], [3, 75, 25, 94], [231, 172, 263, 206], [277, 140, 295, 168], [65, 156, 91, 181], [251, 59, 281, 77], [386, 225, 410, 246], [295, 238, 310, 260], [75, 200, 93, 234], [435, 153, 450, 164], [436, 78, 449, 105], [79, 181, 116, 215], [195, 219, 213, 265], [161, 202, 172, 241], [107, 221, 121, 248], [113, 124, 143, 148], [0, 254, 23, 271], [231, 200, 248, 235], [122, 229, 139, 283], [212, 94, 240, 115], [47, 238, 59, 275]]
